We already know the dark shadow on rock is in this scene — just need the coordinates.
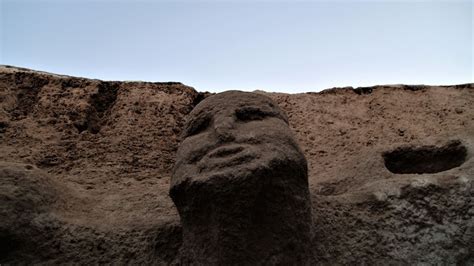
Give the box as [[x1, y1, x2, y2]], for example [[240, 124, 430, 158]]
[[383, 140, 467, 174]]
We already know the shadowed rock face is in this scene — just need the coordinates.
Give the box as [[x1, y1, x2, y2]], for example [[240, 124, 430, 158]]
[[170, 91, 312, 265], [0, 162, 62, 261]]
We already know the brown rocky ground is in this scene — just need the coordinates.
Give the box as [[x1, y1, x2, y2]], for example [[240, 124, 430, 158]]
[[0, 65, 472, 264]]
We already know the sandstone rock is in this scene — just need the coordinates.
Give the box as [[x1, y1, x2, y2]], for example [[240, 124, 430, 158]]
[[0, 65, 472, 264]]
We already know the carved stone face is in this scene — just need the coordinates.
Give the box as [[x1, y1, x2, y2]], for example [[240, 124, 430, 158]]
[[171, 91, 307, 189], [170, 91, 311, 264]]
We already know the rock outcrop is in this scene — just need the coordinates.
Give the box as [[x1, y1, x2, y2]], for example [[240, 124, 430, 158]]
[[0, 65, 472, 264]]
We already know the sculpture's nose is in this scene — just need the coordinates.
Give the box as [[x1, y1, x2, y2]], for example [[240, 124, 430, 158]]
[[214, 116, 235, 141]]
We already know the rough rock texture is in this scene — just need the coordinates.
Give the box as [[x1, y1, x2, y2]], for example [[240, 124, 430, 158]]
[[0, 161, 64, 260], [0, 65, 473, 264], [0, 66, 193, 264], [171, 91, 312, 265]]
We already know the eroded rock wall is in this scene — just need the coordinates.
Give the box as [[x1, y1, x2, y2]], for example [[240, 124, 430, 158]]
[[0, 66, 472, 264], [0, 66, 196, 264]]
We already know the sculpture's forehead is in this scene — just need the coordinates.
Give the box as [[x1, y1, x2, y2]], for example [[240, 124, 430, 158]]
[[190, 91, 283, 117]]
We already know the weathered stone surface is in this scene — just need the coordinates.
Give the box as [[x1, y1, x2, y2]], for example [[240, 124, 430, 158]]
[[0, 65, 473, 264], [0, 162, 63, 261], [171, 91, 312, 265]]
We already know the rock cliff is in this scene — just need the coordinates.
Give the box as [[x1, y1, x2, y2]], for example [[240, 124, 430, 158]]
[[0, 65, 472, 264]]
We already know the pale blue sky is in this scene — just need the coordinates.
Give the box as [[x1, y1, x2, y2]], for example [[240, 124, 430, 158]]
[[1, 0, 472, 92]]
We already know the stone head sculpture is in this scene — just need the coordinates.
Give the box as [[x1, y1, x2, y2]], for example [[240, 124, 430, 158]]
[[170, 91, 312, 265]]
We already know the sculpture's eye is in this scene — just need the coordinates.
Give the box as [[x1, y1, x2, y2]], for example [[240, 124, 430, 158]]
[[185, 115, 211, 137], [236, 107, 270, 122]]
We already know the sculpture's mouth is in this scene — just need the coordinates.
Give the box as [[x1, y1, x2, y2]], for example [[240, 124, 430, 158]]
[[208, 144, 245, 158], [197, 144, 258, 172]]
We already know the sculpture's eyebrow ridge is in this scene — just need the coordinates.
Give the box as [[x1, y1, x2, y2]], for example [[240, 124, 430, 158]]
[[235, 105, 288, 124]]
